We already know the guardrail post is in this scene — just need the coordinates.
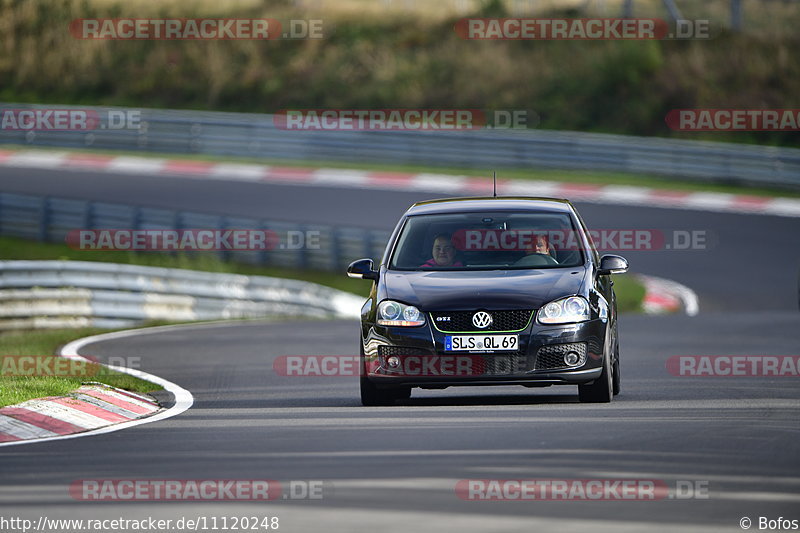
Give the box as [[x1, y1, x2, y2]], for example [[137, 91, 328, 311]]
[[217, 215, 230, 263], [331, 228, 345, 272], [731, 0, 743, 31], [259, 220, 271, 266], [372, 231, 388, 265], [297, 224, 309, 270], [661, 0, 683, 22], [364, 229, 373, 261], [38, 197, 50, 242], [622, 0, 634, 17], [82, 200, 93, 231], [166, 209, 181, 261], [190, 123, 202, 153], [131, 205, 141, 231]]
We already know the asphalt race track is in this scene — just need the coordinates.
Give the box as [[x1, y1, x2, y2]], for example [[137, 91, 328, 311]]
[[1, 167, 800, 532]]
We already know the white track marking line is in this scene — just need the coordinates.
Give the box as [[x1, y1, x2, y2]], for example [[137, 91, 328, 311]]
[[636, 274, 700, 317], [17, 399, 113, 428], [0, 323, 196, 447], [410, 174, 467, 192], [210, 163, 268, 181], [70, 393, 141, 419], [0, 414, 59, 439], [106, 156, 166, 174], [6, 151, 69, 168], [501, 180, 562, 196], [765, 198, 800, 217], [79, 385, 159, 411], [311, 168, 370, 186], [597, 185, 654, 204]]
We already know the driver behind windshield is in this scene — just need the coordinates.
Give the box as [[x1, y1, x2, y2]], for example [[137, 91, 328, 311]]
[[525, 233, 557, 260], [420, 233, 463, 268]]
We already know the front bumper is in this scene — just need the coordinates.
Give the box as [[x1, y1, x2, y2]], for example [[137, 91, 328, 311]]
[[362, 317, 607, 388]]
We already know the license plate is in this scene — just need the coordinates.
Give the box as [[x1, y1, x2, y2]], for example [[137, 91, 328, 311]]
[[445, 334, 518, 352]]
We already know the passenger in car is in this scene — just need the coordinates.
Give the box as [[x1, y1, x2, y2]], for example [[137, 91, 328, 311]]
[[420, 233, 464, 267]]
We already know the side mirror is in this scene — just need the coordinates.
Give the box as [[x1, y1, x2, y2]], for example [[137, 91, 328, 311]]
[[598, 254, 628, 275], [347, 258, 379, 280]]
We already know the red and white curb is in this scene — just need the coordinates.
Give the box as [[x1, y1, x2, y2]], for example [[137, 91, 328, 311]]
[[0, 383, 159, 443], [636, 274, 699, 316], [0, 324, 194, 447], [2, 148, 799, 218]]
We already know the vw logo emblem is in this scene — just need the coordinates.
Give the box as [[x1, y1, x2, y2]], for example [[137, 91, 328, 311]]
[[472, 311, 493, 329]]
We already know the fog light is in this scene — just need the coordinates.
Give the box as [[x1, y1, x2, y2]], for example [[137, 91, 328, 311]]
[[386, 356, 400, 368], [564, 352, 584, 367]]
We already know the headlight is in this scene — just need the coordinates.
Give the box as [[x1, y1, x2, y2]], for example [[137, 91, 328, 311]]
[[377, 300, 425, 326], [537, 296, 590, 325]]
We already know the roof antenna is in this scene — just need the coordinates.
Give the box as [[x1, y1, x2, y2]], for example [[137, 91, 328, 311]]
[[493, 171, 497, 198]]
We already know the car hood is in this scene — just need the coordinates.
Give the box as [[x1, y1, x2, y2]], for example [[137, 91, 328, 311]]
[[381, 268, 587, 310]]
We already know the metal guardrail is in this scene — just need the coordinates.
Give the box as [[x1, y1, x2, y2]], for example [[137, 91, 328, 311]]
[[0, 190, 376, 329], [1, 103, 799, 189], [0, 192, 391, 272], [0, 260, 364, 330]]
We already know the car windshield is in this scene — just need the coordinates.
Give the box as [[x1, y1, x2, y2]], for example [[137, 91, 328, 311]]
[[389, 211, 586, 271]]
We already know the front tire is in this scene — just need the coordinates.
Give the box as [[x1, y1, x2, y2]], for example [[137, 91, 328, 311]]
[[393, 386, 412, 401], [612, 342, 621, 396], [360, 377, 397, 406], [578, 350, 613, 403]]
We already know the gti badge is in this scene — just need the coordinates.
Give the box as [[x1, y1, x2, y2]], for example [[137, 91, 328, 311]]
[[472, 311, 493, 329]]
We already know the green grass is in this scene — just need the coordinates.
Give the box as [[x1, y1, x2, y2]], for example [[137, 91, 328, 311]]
[[612, 274, 646, 315], [6, 143, 799, 198], [0, 327, 163, 408]]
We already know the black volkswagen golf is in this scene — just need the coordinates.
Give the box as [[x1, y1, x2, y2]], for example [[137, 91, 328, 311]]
[[347, 197, 628, 405]]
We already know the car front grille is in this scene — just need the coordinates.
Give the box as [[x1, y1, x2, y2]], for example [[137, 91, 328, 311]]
[[535, 342, 587, 370], [430, 310, 533, 332], [378, 345, 432, 357]]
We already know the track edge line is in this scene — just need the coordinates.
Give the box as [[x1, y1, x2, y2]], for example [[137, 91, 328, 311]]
[[0, 323, 199, 447]]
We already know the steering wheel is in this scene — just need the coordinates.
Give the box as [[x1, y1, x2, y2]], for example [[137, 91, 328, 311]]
[[513, 253, 559, 267]]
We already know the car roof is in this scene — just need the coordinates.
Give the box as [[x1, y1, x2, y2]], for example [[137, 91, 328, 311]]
[[405, 197, 575, 216]]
